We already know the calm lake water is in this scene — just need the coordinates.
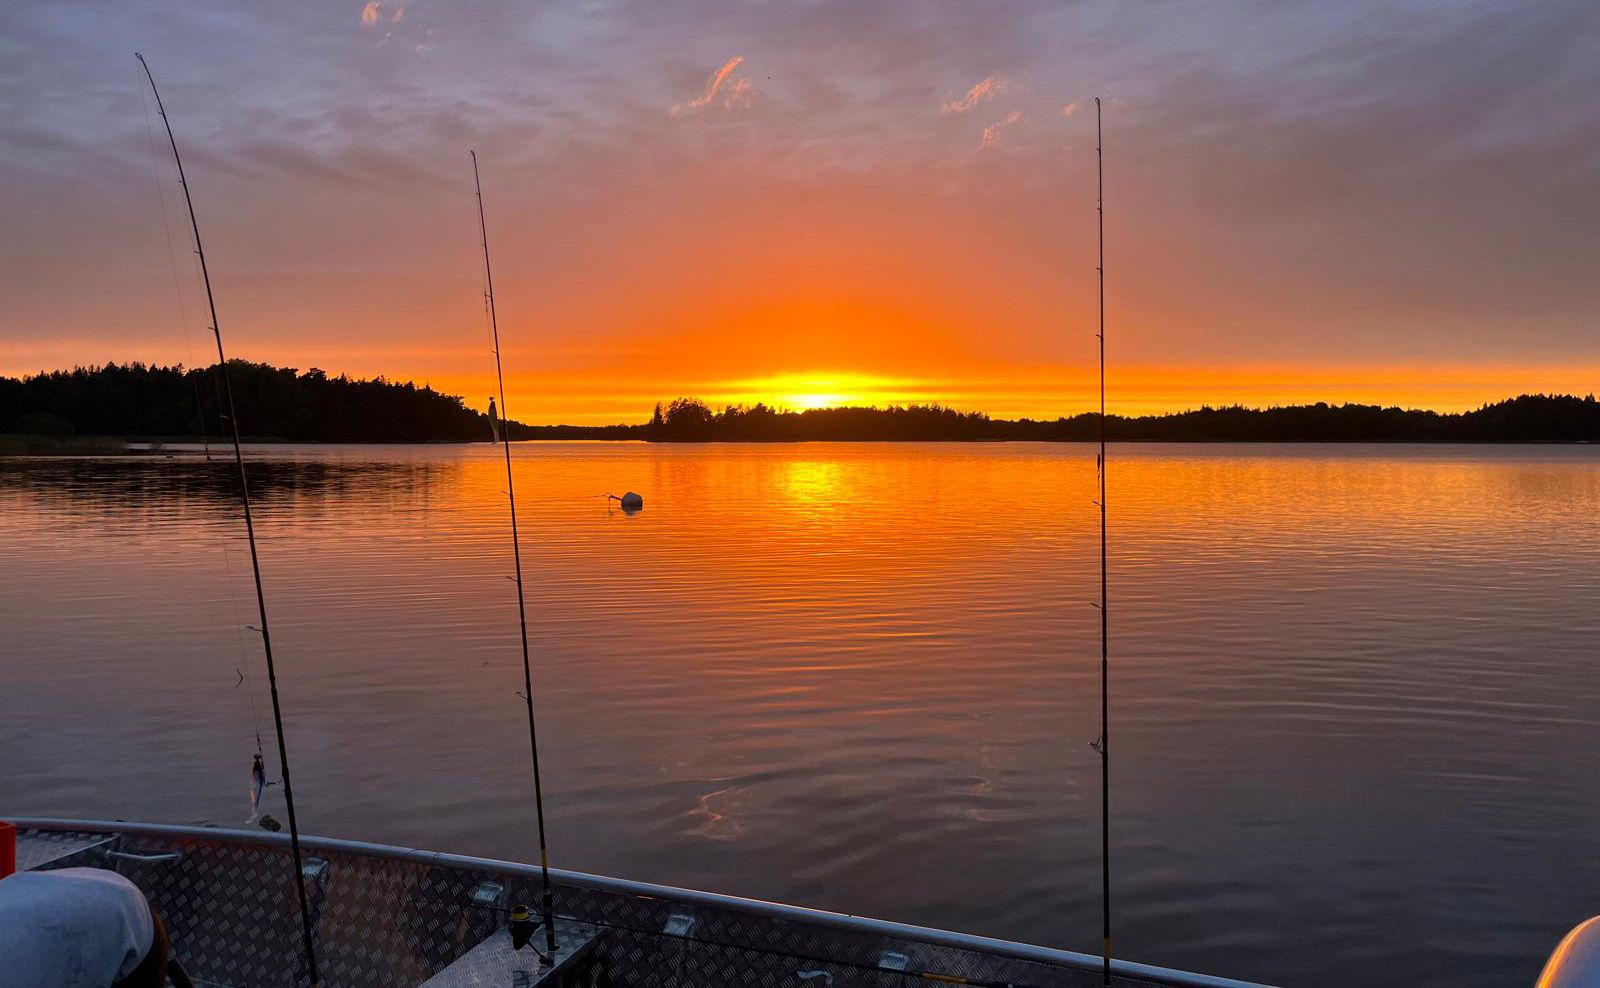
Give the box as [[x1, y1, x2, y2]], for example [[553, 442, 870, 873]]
[[4, 442, 1600, 987]]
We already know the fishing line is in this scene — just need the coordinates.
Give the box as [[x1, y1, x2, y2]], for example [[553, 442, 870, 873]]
[[235, 666, 266, 757], [477, 236, 500, 441], [137, 67, 211, 460], [139, 62, 261, 770], [218, 543, 263, 755]]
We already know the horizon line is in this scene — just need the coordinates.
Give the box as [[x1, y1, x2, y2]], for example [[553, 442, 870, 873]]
[[7, 358, 1597, 427]]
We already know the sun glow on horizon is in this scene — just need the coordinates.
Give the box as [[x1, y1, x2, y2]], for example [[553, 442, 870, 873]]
[[731, 372, 927, 412], [788, 393, 847, 410]]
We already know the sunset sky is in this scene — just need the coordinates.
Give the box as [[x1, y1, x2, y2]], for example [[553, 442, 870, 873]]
[[2, 0, 1597, 424]]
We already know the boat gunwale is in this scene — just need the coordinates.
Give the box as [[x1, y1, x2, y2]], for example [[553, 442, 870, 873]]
[[10, 816, 1273, 988]]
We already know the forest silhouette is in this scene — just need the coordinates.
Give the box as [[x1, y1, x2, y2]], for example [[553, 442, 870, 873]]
[[3, 362, 1598, 444]]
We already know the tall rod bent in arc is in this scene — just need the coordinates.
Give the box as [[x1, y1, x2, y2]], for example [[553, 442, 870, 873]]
[[470, 150, 559, 957], [133, 52, 323, 988], [1095, 95, 1112, 988]]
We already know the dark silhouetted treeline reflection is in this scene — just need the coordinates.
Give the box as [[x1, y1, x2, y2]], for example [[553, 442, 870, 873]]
[[3, 363, 1598, 443]]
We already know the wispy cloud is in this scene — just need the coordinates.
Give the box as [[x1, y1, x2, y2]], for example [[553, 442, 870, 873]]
[[980, 110, 1023, 148], [1061, 100, 1080, 117], [359, 2, 403, 27], [673, 55, 756, 114], [943, 74, 1008, 114]]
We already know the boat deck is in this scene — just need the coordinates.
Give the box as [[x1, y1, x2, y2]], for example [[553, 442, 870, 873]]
[[11, 820, 1269, 988]]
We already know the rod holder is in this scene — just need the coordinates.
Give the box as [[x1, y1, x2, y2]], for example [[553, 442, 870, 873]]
[[301, 857, 330, 884], [470, 880, 506, 910], [664, 909, 697, 937]]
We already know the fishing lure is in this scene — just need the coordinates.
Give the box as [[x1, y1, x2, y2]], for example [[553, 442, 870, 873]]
[[248, 753, 270, 823]]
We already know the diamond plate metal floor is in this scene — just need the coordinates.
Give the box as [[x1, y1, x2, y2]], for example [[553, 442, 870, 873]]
[[422, 920, 599, 987], [15, 830, 115, 871]]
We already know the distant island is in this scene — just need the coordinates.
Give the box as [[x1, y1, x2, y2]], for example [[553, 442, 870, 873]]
[[2, 361, 1598, 447], [1, 362, 499, 446], [640, 395, 1600, 443]]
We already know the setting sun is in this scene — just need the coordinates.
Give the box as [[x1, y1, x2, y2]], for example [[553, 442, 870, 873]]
[[788, 393, 846, 410], [727, 373, 923, 413]]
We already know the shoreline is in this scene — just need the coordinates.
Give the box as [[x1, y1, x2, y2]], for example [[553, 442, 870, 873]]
[[3, 434, 1596, 455]]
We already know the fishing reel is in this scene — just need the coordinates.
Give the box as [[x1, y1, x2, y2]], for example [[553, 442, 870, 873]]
[[509, 904, 552, 967]]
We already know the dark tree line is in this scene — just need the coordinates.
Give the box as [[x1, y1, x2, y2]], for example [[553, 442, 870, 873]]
[[0, 362, 502, 442], [506, 422, 647, 440], [4, 362, 1597, 443], [1050, 394, 1600, 442], [646, 398, 999, 441], [641, 394, 1600, 442]]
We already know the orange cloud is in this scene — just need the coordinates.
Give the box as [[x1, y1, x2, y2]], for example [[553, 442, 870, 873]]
[[674, 55, 755, 114], [1061, 100, 1081, 117], [980, 110, 1023, 148], [943, 74, 1008, 114], [358, 2, 403, 27]]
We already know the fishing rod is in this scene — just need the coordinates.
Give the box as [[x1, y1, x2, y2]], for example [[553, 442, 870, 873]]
[[134, 53, 323, 988], [1094, 95, 1111, 987], [470, 149, 559, 957]]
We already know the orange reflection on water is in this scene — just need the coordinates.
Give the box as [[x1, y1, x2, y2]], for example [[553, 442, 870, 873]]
[[778, 459, 846, 513]]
